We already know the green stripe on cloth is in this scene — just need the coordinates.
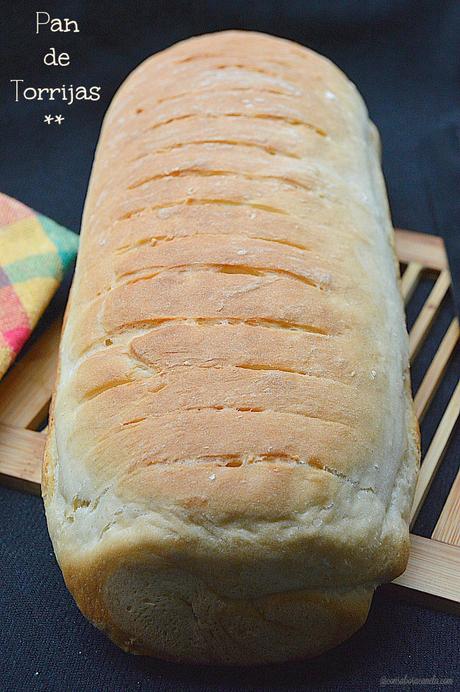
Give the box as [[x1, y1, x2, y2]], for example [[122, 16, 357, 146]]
[[5, 252, 62, 283], [38, 214, 79, 271]]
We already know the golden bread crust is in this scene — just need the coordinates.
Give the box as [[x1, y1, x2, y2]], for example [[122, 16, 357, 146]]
[[43, 30, 419, 664]]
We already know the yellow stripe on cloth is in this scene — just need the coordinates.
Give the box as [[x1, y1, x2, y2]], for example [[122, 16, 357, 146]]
[[0, 216, 56, 265], [13, 277, 59, 324], [0, 331, 12, 375]]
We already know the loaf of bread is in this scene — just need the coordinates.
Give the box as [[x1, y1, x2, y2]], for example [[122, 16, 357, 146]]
[[43, 31, 419, 665]]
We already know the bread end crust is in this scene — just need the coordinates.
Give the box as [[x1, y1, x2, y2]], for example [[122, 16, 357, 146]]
[[62, 545, 373, 665]]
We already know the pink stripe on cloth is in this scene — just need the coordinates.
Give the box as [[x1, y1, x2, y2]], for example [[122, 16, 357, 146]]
[[3, 325, 31, 353], [0, 284, 30, 354], [0, 328, 12, 352], [0, 192, 34, 227]]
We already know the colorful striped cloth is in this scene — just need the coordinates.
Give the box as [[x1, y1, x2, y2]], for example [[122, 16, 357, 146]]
[[0, 193, 79, 379]]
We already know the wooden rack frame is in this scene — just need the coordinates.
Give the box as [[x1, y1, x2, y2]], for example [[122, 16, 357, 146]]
[[0, 229, 459, 611]]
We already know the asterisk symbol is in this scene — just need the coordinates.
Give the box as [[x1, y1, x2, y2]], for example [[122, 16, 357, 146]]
[[55, 114, 65, 125], [44, 115, 53, 125]]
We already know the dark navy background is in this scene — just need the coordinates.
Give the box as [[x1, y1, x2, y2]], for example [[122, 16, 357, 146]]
[[1, 1, 459, 690]]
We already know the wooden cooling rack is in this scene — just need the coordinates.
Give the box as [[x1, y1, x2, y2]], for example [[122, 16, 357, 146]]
[[0, 229, 459, 611]]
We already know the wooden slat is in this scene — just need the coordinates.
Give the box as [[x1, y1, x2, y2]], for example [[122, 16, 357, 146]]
[[0, 318, 61, 429], [2, 425, 459, 608], [395, 229, 448, 271], [409, 269, 451, 360], [0, 423, 44, 494], [432, 469, 460, 546], [393, 534, 460, 609], [0, 229, 458, 613], [400, 262, 423, 304], [414, 318, 459, 420], [411, 379, 460, 526]]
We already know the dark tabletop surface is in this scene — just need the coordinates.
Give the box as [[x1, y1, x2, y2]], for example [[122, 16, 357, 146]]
[[1, 1, 459, 690]]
